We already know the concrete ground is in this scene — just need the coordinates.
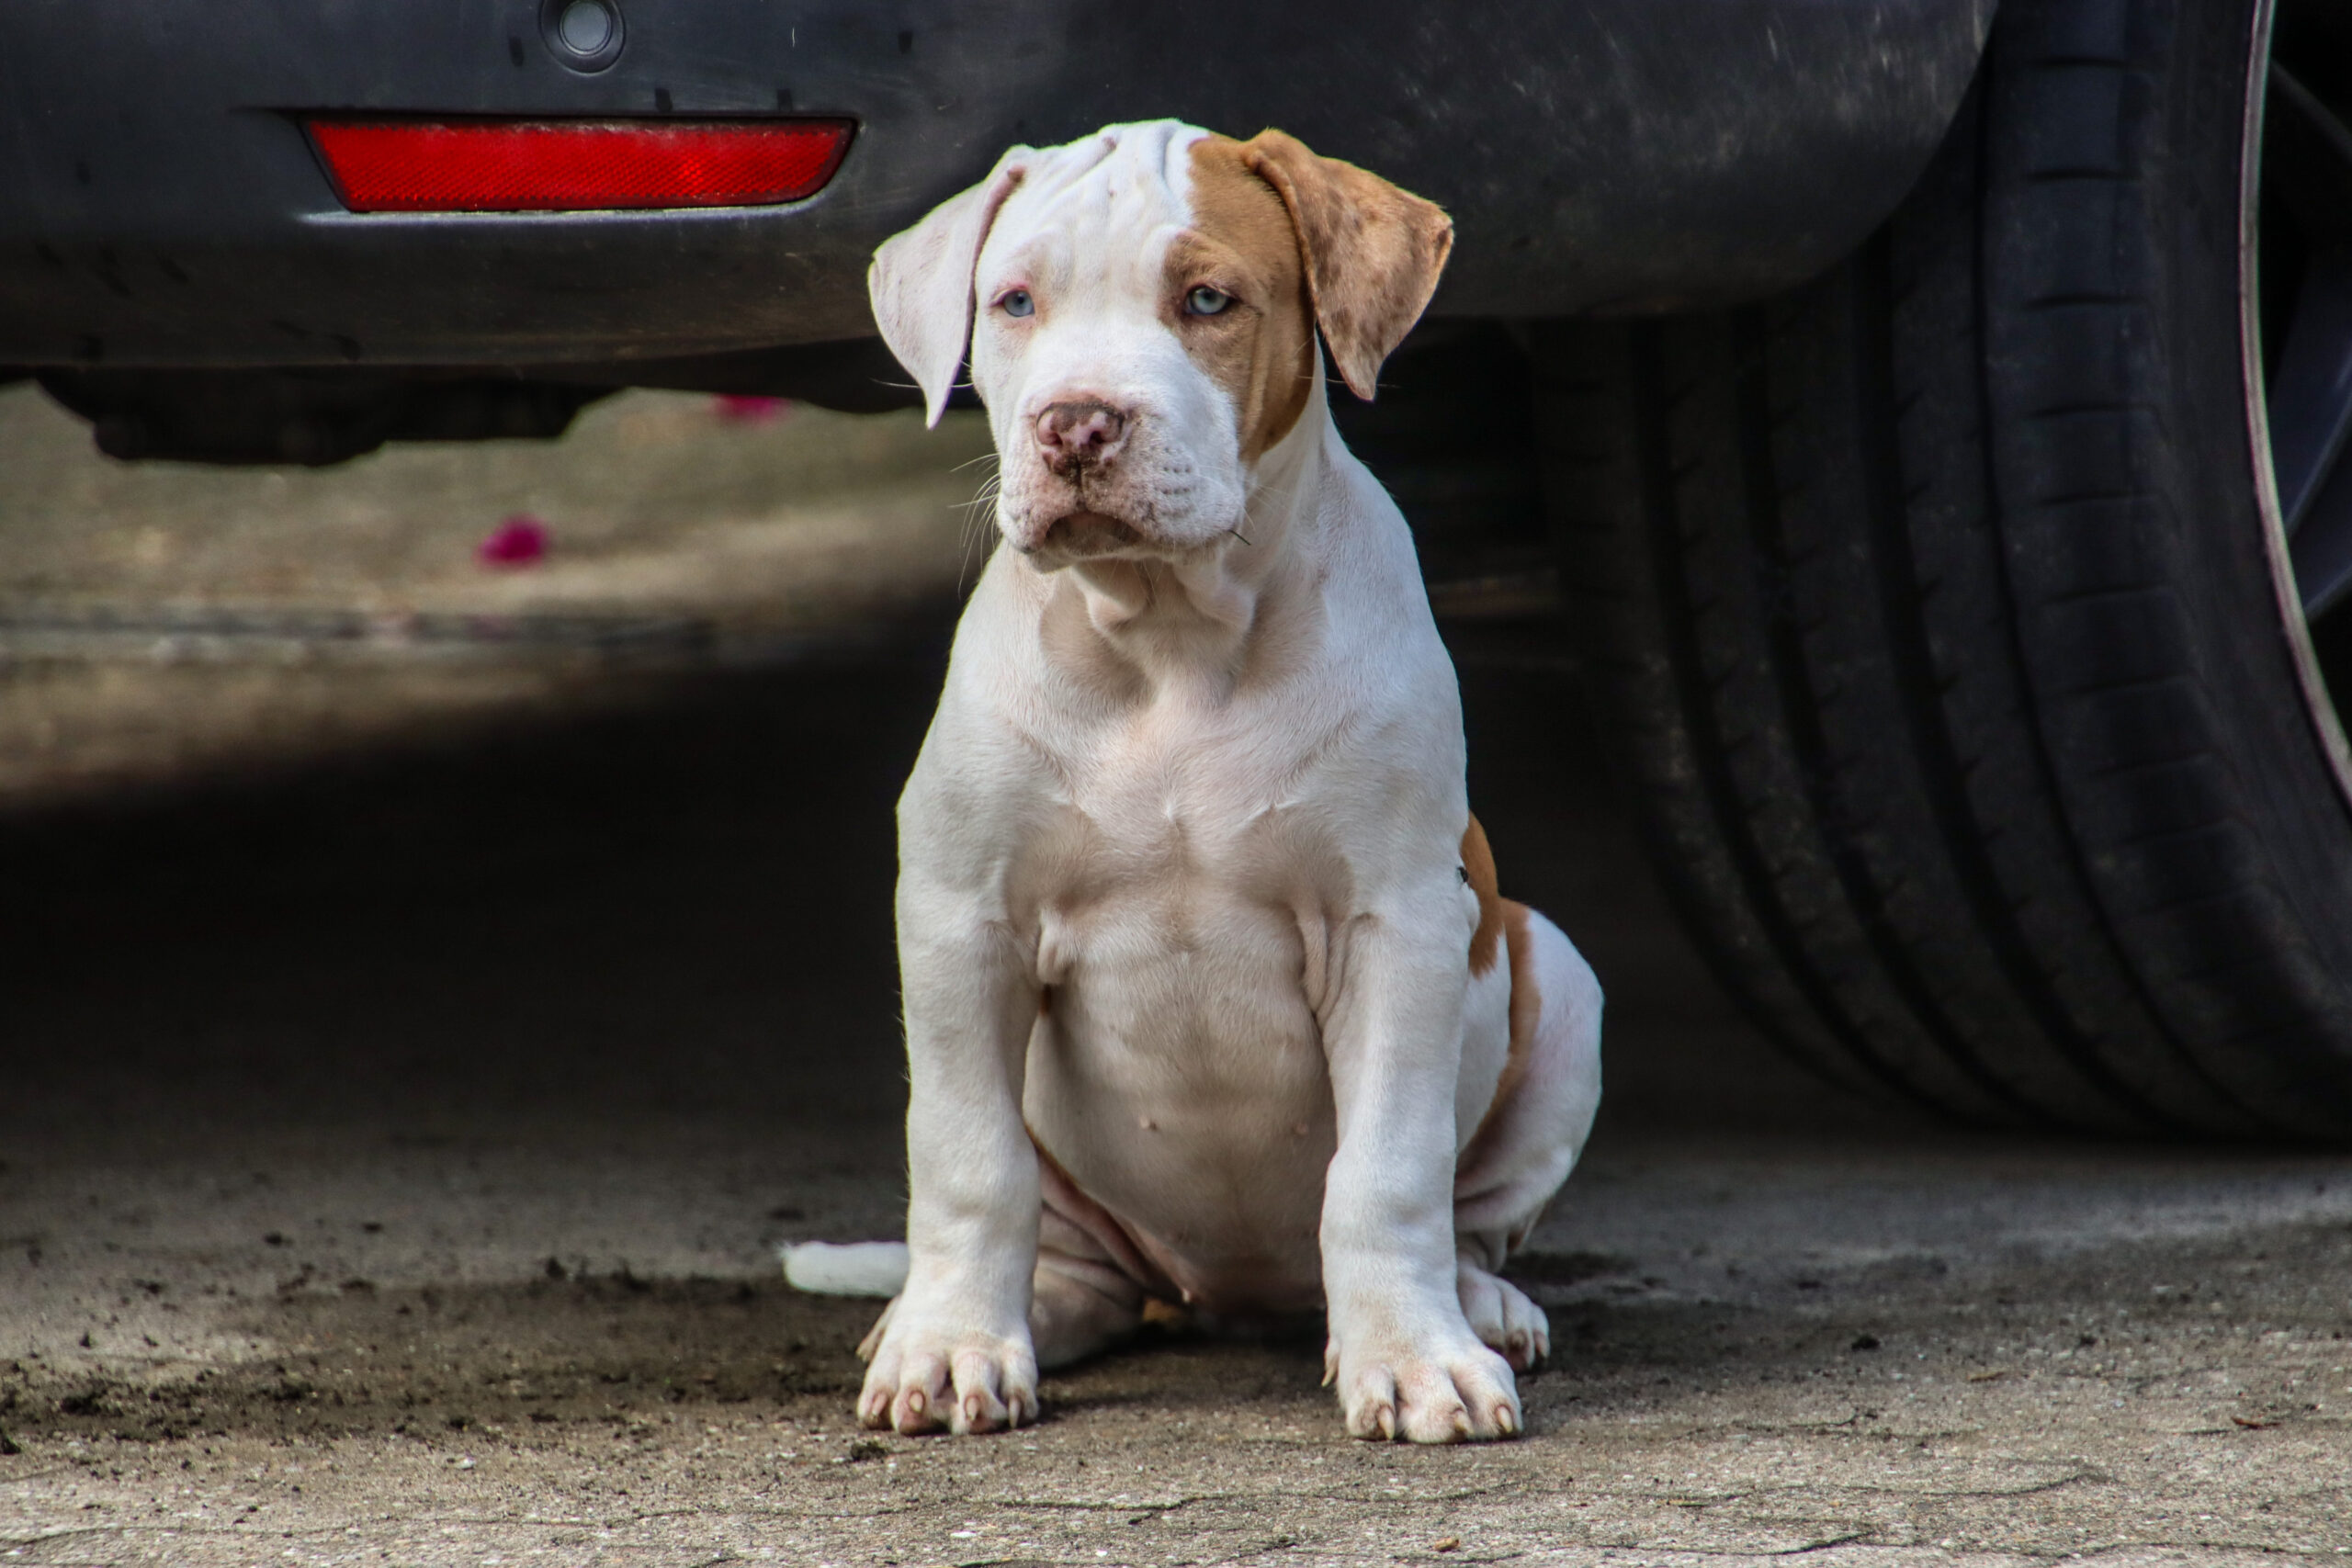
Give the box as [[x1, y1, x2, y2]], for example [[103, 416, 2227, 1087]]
[[1, 384, 2350, 1567]]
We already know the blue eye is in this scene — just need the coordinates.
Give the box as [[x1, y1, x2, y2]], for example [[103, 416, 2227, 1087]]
[[999, 288, 1035, 318], [1185, 286, 1232, 316]]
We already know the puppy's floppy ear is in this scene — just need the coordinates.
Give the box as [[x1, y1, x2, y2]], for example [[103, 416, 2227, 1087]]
[[1239, 130, 1453, 402], [867, 152, 1028, 426]]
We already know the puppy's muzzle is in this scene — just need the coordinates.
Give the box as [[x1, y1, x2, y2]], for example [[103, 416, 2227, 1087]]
[[1034, 400, 1131, 477]]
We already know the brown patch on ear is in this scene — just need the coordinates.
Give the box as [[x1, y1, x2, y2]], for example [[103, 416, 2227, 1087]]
[[1462, 900, 1539, 1168], [1463, 814, 1505, 976], [1179, 137, 1316, 459], [1238, 129, 1453, 400]]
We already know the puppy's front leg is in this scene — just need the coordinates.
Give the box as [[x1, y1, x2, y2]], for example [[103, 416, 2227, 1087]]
[[858, 877, 1042, 1436], [1322, 897, 1521, 1443]]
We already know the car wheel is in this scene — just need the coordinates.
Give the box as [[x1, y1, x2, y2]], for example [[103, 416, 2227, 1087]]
[[1535, 0, 2352, 1135]]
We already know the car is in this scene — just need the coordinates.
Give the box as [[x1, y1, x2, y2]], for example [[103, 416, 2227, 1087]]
[[6, 0, 2348, 1138]]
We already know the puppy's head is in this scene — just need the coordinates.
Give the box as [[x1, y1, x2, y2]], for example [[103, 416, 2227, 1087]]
[[869, 121, 1452, 568]]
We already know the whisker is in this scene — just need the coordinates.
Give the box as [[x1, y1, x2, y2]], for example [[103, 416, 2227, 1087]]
[[956, 473, 1002, 597]]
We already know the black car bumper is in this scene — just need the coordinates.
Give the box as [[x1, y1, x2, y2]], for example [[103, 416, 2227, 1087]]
[[0, 0, 1993, 374]]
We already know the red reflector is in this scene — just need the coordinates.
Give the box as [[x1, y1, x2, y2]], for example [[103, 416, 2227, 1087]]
[[306, 118, 854, 213]]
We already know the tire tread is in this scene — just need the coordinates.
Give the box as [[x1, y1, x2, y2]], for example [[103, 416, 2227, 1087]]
[[1541, 0, 2352, 1134]]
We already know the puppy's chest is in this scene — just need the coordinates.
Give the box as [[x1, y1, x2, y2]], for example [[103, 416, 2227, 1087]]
[[1033, 716, 1325, 911], [1018, 713, 1340, 997], [1021, 718, 1336, 1183]]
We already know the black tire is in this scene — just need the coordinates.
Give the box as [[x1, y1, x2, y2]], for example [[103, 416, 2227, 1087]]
[[1537, 0, 2352, 1136]]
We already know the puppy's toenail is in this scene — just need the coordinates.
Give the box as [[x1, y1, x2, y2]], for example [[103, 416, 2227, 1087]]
[[907, 1391, 925, 1415]]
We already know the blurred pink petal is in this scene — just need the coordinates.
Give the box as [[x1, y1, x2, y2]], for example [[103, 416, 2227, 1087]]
[[714, 394, 793, 423], [478, 514, 549, 568]]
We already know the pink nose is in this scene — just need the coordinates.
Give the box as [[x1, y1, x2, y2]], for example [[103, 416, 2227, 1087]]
[[1034, 400, 1130, 474]]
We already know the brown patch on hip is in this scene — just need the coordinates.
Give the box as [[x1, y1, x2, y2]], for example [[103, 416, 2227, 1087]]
[[1179, 137, 1316, 461], [1462, 899, 1540, 1170], [1462, 813, 1505, 977]]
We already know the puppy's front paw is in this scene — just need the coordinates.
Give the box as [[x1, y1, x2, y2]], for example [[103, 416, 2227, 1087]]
[[1327, 1331, 1521, 1443], [858, 1309, 1039, 1437], [1457, 1259, 1550, 1371]]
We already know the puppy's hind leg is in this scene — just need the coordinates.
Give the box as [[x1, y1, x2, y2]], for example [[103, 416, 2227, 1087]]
[[1453, 902, 1602, 1371], [1028, 1142, 1153, 1370], [1455, 1257, 1550, 1371], [1031, 1251, 1146, 1369]]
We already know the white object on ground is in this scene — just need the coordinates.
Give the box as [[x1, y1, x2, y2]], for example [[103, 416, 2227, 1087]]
[[780, 1240, 910, 1298]]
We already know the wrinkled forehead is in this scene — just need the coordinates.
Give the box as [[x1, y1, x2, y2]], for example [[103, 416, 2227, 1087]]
[[979, 121, 1208, 295]]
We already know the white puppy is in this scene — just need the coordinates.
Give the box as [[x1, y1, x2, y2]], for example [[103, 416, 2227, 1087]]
[[854, 120, 1601, 1444]]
